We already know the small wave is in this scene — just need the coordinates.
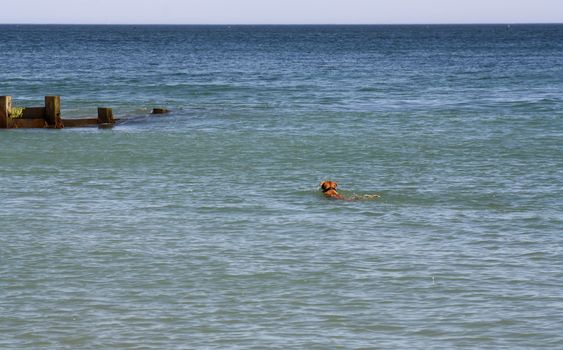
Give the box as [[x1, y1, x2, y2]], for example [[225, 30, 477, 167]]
[[507, 98, 560, 108], [357, 87, 380, 92]]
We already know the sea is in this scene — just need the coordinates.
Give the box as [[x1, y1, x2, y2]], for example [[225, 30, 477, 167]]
[[1, 24, 562, 349]]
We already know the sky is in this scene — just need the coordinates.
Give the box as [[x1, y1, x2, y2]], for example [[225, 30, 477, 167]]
[[1, 0, 562, 25]]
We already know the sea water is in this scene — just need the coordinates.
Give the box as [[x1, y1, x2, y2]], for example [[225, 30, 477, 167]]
[[1, 25, 562, 349]]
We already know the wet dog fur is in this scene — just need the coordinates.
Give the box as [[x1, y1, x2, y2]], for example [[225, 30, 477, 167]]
[[320, 181, 344, 199]]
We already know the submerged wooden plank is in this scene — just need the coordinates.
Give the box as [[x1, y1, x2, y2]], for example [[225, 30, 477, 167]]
[[62, 118, 98, 127], [10, 118, 47, 128], [152, 108, 169, 114]]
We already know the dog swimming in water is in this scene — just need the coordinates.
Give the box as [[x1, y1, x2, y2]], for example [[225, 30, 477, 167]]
[[320, 180, 344, 199], [320, 181, 380, 201]]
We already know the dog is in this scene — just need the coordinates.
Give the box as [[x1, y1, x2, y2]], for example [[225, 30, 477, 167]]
[[320, 181, 344, 199], [320, 181, 380, 200]]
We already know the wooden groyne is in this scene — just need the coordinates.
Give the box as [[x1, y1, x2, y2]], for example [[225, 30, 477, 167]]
[[1, 95, 169, 129]]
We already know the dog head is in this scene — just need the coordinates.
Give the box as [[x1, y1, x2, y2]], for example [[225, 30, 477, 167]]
[[320, 181, 338, 193]]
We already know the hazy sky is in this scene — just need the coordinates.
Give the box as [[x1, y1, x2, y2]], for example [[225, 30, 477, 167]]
[[1, 0, 562, 24]]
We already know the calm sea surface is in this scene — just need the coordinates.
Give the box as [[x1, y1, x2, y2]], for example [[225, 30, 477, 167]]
[[1, 25, 562, 349]]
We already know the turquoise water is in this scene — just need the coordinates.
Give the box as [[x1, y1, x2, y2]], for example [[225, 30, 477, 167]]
[[1, 25, 563, 349]]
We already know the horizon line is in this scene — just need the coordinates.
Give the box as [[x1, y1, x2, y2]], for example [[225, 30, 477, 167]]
[[1, 22, 563, 26]]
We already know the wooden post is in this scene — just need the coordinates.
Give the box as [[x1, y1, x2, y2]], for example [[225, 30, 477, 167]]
[[45, 96, 63, 128], [0, 96, 12, 128], [97, 107, 114, 124]]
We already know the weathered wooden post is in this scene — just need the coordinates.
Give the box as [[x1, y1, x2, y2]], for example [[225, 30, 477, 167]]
[[0, 96, 12, 129], [45, 96, 63, 128], [97, 107, 114, 125]]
